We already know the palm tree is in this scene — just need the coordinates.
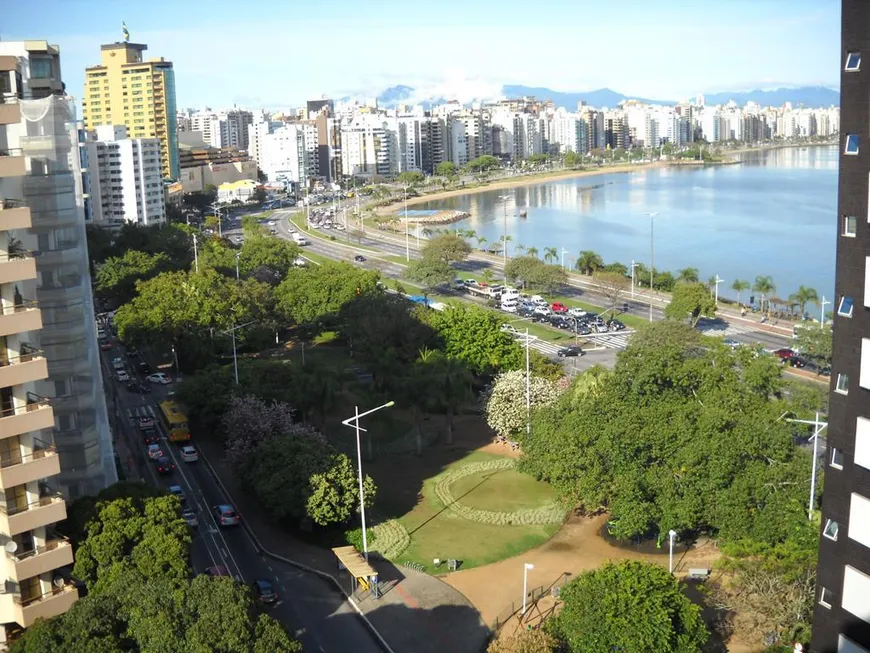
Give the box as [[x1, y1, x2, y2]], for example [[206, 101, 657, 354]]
[[731, 279, 750, 307], [462, 229, 477, 242], [429, 356, 473, 445], [499, 234, 512, 255], [526, 246, 539, 259], [788, 285, 820, 319], [677, 267, 699, 283], [752, 275, 776, 312], [422, 227, 433, 238], [543, 247, 558, 264], [575, 250, 604, 275], [515, 244, 526, 256], [476, 236, 487, 250]]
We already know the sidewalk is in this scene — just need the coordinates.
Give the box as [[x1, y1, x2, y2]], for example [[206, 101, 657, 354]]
[[197, 438, 490, 653]]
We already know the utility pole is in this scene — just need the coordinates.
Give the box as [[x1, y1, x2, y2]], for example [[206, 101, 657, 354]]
[[820, 296, 831, 327], [713, 274, 724, 306], [404, 184, 410, 262], [192, 234, 199, 273], [647, 212, 659, 322]]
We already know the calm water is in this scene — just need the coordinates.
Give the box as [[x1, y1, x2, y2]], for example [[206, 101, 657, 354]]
[[416, 146, 839, 303]]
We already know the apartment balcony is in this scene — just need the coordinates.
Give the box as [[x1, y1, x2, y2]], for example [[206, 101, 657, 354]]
[[0, 494, 67, 536], [0, 400, 53, 441], [7, 537, 72, 584], [0, 56, 17, 72], [13, 584, 77, 628], [0, 301, 42, 337], [0, 252, 37, 285], [0, 350, 48, 389], [0, 200, 32, 231], [0, 99, 21, 126], [0, 149, 26, 178], [0, 446, 61, 490]]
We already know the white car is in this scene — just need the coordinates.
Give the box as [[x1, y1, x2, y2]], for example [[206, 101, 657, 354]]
[[501, 288, 520, 301], [501, 303, 518, 313], [147, 372, 171, 385], [180, 445, 199, 463], [568, 308, 588, 318], [530, 295, 548, 307], [267, 220, 276, 226], [116, 370, 130, 382], [147, 443, 163, 460], [534, 306, 553, 317], [111, 357, 125, 370], [293, 257, 307, 267]]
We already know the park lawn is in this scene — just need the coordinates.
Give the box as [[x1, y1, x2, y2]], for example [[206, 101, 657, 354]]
[[451, 468, 558, 512], [395, 451, 562, 573]]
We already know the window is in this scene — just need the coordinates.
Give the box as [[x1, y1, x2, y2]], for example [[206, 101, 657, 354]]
[[844, 215, 857, 236], [823, 518, 839, 540], [30, 56, 53, 79], [863, 338, 870, 389], [839, 296, 855, 317], [848, 492, 870, 548], [857, 417, 870, 471], [836, 373, 850, 394], [846, 52, 862, 71], [842, 565, 870, 622], [832, 447, 844, 469], [846, 134, 860, 155], [819, 586, 833, 608]]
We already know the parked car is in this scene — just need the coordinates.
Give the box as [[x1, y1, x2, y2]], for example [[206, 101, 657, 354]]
[[501, 302, 518, 313], [100, 341, 113, 351], [147, 372, 171, 384], [568, 308, 587, 318], [557, 346, 583, 358], [533, 306, 552, 317], [147, 444, 164, 460], [180, 445, 199, 463], [213, 504, 240, 527], [773, 348, 796, 361], [156, 456, 175, 475], [722, 338, 741, 349], [530, 295, 548, 307], [789, 356, 808, 368], [182, 508, 198, 528], [551, 302, 568, 313], [251, 579, 279, 604]]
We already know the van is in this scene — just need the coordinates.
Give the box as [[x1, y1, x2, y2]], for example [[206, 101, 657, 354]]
[[501, 287, 520, 301]]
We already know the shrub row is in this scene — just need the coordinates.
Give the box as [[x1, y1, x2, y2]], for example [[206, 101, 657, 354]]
[[371, 519, 411, 559]]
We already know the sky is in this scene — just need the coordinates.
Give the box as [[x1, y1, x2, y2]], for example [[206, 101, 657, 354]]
[[3, 0, 841, 110]]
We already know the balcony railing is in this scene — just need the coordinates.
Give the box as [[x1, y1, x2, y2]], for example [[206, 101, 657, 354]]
[[1, 199, 26, 209], [0, 441, 56, 471], [0, 398, 51, 422], [0, 492, 65, 518], [9, 535, 70, 563], [0, 299, 39, 316], [14, 582, 77, 626]]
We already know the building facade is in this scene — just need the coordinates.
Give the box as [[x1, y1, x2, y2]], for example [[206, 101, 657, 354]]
[[82, 41, 179, 179], [259, 123, 317, 185], [811, 3, 870, 651], [82, 125, 165, 227]]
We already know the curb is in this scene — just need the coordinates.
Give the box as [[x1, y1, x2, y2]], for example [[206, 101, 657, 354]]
[[198, 450, 396, 653]]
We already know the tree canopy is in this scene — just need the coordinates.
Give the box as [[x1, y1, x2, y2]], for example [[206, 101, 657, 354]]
[[95, 250, 171, 306], [504, 256, 566, 293], [793, 323, 832, 372], [421, 233, 472, 265], [546, 561, 709, 653], [665, 281, 717, 326], [275, 261, 381, 326], [406, 257, 455, 294]]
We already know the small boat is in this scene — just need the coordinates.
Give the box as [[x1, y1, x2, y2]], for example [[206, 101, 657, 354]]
[[519, 209, 528, 218]]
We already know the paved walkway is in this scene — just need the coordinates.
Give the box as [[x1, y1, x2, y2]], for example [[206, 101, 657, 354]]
[[197, 438, 489, 653]]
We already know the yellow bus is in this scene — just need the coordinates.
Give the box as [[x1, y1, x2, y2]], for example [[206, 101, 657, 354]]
[[159, 400, 190, 442]]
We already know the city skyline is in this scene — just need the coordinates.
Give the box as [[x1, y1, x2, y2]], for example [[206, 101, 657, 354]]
[[3, 0, 841, 109]]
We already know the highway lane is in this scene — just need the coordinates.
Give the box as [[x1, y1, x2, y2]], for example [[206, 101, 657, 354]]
[[100, 339, 385, 653]]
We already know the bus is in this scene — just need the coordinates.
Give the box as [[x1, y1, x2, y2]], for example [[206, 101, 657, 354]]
[[159, 400, 190, 442]]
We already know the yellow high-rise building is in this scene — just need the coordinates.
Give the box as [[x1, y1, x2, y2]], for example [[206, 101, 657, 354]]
[[82, 41, 178, 179]]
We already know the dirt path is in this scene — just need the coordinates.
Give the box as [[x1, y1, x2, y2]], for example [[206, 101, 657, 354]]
[[440, 513, 722, 627]]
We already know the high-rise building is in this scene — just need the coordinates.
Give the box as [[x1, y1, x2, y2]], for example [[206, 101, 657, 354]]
[[0, 40, 121, 640], [340, 116, 396, 178], [259, 123, 318, 185], [811, 3, 870, 651], [82, 39, 178, 180], [82, 125, 165, 227]]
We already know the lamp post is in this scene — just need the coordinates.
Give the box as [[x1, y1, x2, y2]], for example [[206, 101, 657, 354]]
[[404, 184, 410, 262], [820, 296, 831, 327], [522, 562, 535, 615], [713, 274, 724, 306], [171, 345, 180, 380], [646, 212, 659, 322], [221, 321, 256, 385], [501, 195, 510, 282], [560, 248, 570, 271], [234, 251, 240, 281], [192, 234, 200, 273], [208, 202, 223, 238], [630, 260, 639, 299], [783, 412, 828, 520], [342, 401, 395, 561], [517, 329, 538, 435], [668, 529, 677, 574]]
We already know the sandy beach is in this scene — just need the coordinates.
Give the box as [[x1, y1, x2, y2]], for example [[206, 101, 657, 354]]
[[379, 161, 668, 212]]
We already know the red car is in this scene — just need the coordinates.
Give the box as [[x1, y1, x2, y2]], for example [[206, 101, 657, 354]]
[[773, 348, 796, 361], [551, 302, 568, 313]]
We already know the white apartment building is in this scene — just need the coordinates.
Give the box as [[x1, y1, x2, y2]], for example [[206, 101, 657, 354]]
[[515, 113, 544, 159], [247, 120, 285, 170], [259, 123, 317, 185], [549, 111, 588, 154], [83, 125, 165, 227], [340, 116, 397, 178], [392, 116, 424, 173], [188, 109, 252, 150]]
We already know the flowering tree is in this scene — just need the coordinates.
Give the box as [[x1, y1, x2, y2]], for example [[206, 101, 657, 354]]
[[484, 370, 563, 439], [222, 395, 323, 463]]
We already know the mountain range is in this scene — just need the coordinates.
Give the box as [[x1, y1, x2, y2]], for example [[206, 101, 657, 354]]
[[367, 84, 839, 110]]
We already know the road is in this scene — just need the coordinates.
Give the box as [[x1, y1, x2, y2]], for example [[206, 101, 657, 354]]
[[99, 335, 384, 653], [255, 209, 793, 358]]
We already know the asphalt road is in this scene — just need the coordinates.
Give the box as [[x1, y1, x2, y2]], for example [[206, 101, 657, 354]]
[[99, 338, 384, 653]]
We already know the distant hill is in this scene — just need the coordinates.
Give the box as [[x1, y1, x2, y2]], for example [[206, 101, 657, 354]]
[[502, 85, 674, 109], [700, 86, 839, 108]]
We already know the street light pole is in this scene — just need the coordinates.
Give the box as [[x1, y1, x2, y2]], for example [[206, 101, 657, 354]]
[[560, 248, 569, 271], [631, 259, 637, 299], [668, 529, 677, 574], [221, 321, 256, 385], [522, 562, 535, 615], [647, 212, 659, 322], [192, 234, 199, 273], [525, 329, 531, 434], [342, 401, 395, 561], [502, 197, 508, 281], [713, 274, 724, 306], [235, 251, 240, 281], [783, 412, 828, 520], [820, 296, 831, 327], [404, 185, 410, 262]]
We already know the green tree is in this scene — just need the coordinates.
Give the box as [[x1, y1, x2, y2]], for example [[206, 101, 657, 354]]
[[525, 246, 539, 258], [543, 247, 558, 264], [752, 275, 776, 311], [593, 270, 630, 309], [546, 561, 709, 653], [94, 250, 171, 305], [239, 234, 301, 281], [793, 322, 833, 372], [788, 285, 820, 318], [677, 267, 699, 283], [504, 256, 566, 293], [435, 161, 458, 177], [406, 257, 455, 296], [485, 370, 564, 439], [664, 281, 717, 326], [252, 186, 267, 204], [600, 261, 629, 276], [85, 225, 116, 267], [307, 454, 376, 526], [563, 151, 583, 168], [397, 170, 425, 186], [421, 232, 472, 265], [425, 304, 523, 375], [732, 279, 750, 306], [575, 250, 603, 275], [464, 155, 500, 173], [276, 260, 381, 326]]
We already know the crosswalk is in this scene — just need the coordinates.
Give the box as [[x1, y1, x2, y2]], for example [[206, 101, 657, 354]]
[[697, 322, 759, 338], [582, 329, 635, 350], [126, 405, 158, 421]]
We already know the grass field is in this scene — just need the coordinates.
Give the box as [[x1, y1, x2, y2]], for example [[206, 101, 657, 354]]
[[392, 451, 562, 572]]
